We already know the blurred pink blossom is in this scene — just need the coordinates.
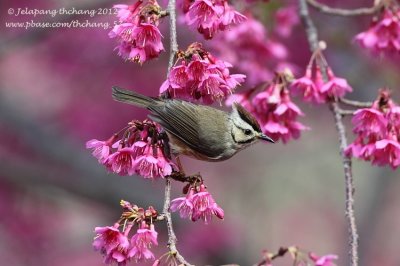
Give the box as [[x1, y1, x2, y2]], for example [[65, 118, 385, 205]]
[[309, 253, 338, 266], [275, 5, 299, 37], [355, 9, 400, 56], [210, 16, 292, 85]]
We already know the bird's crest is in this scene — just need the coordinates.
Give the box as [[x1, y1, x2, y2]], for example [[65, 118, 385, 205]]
[[233, 103, 262, 132]]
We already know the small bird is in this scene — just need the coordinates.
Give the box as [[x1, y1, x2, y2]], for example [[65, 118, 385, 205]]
[[112, 86, 274, 162]]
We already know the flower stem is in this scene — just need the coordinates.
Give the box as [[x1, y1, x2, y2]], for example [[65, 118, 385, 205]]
[[298, 0, 359, 265]]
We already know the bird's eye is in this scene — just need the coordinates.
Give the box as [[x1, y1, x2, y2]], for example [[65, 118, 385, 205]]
[[244, 129, 252, 135]]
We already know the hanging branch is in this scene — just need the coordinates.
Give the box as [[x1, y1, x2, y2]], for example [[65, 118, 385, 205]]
[[167, 0, 179, 73], [307, 0, 383, 17], [162, 0, 193, 265], [298, 0, 359, 265]]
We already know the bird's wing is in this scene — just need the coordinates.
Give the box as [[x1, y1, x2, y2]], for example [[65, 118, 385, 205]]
[[148, 100, 214, 157]]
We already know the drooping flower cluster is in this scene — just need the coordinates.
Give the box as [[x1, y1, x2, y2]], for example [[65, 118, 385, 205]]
[[227, 71, 308, 143], [160, 42, 246, 104], [183, 0, 246, 39], [109, 0, 165, 63], [291, 52, 353, 104], [211, 15, 292, 86], [170, 183, 224, 223], [346, 89, 400, 169], [86, 120, 175, 178], [355, 8, 400, 56], [93, 201, 159, 265]]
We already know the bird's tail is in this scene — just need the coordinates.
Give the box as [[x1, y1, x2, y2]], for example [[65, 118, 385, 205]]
[[112, 86, 157, 108]]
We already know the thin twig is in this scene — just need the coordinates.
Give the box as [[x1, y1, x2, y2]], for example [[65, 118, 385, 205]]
[[162, 178, 194, 266], [338, 109, 356, 116], [307, 0, 383, 16], [298, 1, 359, 265], [340, 98, 373, 108]]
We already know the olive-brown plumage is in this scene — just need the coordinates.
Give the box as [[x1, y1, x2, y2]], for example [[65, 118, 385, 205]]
[[112, 86, 274, 161]]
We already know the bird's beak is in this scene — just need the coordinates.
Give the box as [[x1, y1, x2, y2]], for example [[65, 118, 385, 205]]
[[259, 133, 275, 143]]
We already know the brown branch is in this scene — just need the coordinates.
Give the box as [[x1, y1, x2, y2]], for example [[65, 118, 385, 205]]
[[338, 109, 356, 116], [162, 178, 194, 265], [307, 0, 383, 16], [161, 0, 192, 265], [167, 0, 178, 74], [340, 98, 373, 108], [298, 0, 359, 265]]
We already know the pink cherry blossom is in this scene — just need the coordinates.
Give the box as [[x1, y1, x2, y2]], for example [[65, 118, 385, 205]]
[[134, 146, 173, 178], [110, 22, 164, 63], [128, 224, 158, 262], [290, 67, 324, 104], [160, 44, 245, 104], [88, 120, 175, 178], [218, 2, 247, 30], [373, 138, 400, 169], [109, 0, 164, 63], [387, 106, 400, 135], [320, 68, 352, 99], [170, 188, 195, 218], [355, 9, 400, 55], [93, 224, 131, 265], [105, 147, 137, 176], [186, 0, 246, 39], [251, 84, 308, 143], [351, 108, 387, 138], [114, 3, 142, 23], [86, 136, 117, 163], [170, 185, 224, 223], [347, 90, 400, 169], [191, 185, 224, 223]]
